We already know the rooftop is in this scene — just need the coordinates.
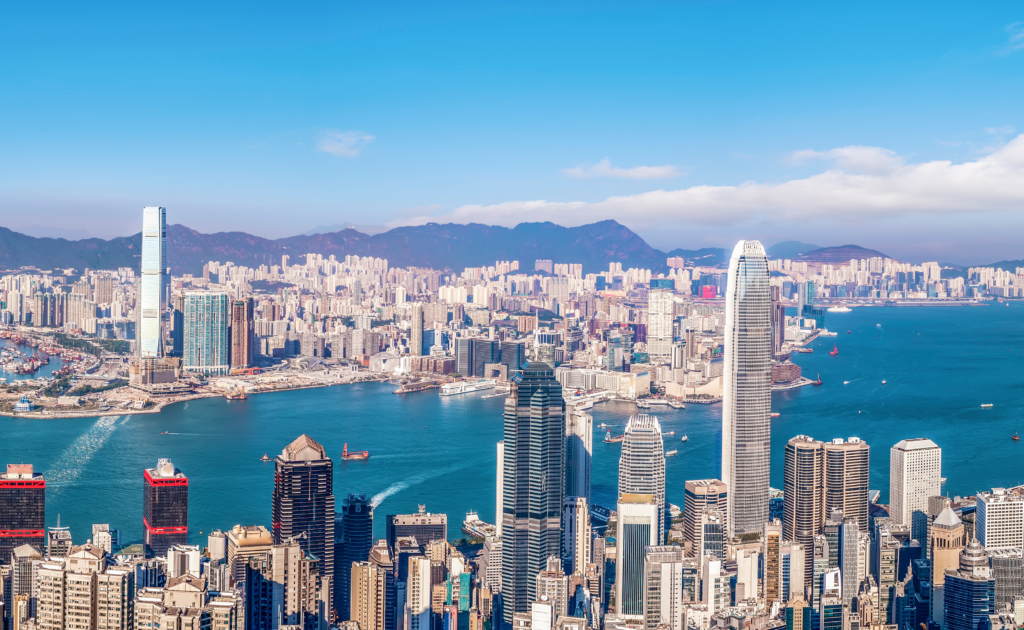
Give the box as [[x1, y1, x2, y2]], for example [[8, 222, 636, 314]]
[[280, 434, 327, 461]]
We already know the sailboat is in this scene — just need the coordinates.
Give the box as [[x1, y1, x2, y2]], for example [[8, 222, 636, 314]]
[[829, 343, 839, 357], [812, 373, 823, 386]]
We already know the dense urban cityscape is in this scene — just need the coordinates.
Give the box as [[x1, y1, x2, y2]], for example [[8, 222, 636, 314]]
[[0, 207, 1021, 630]]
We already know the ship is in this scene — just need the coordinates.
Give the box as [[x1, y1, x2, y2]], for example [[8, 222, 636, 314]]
[[829, 344, 839, 356], [603, 430, 624, 444], [812, 373, 823, 386], [342, 443, 370, 460], [881, 379, 887, 385], [598, 422, 608, 428], [664, 449, 678, 457], [647, 399, 671, 406], [981, 403, 994, 408], [819, 330, 838, 337], [572, 399, 594, 410], [680, 435, 688, 443], [440, 379, 497, 397], [160, 431, 169, 435], [225, 389, 247, 400], [847, 330, 851, 334], [827, 305, 852, 313]]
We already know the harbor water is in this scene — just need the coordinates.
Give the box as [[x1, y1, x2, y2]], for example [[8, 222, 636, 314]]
[[2, 303, 1024, 545]]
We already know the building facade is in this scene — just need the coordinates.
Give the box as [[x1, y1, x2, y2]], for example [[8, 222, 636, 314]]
[[0, 464, 45, 562], [183, 291, 231, 375], [890, 438, 942, 543], [143, 458, 188, 557], [618, 415, 667, 541]]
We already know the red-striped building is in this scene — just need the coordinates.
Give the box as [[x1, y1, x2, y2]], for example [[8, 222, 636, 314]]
[[143, 458, 188, 557], [0, 463, 45, 561]]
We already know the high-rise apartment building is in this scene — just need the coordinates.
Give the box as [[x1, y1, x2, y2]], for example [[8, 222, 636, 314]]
[[683, 479, 727, 557], [647, 287, 674, 363], [143, 458, 188, 557], [225, 524, 274, 583], [618, 415, 667, 541], [721, 240, 771, 536], [501, 362, 565, 624], [763, 520, 782, 607], [410, 302, 424, 356], [565, 409, 592, 505], [229, 297, 254, 369], [245, 539, 324, 629], [139, 206, 168, 358], [562, 497, 591, 575], [0, 464, 45, 562], [615, 494, 660, 620], [783, 435, 823, 588], [35, 543, 135, 630], [405, 556, 433, 630], [337, 493, 374, 620], [890, 438, 942, 543], [351, 541, 396, 630], [976, 488, 1024, 549], [183, 292, 231, 375], [823, 438, 870, 530], [272, 434, 336, 616]]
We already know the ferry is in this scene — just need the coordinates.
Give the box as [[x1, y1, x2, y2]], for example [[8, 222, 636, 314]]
[[827, 305, 852, 313], [571, 399, 594, 410], [665, 449, 678, 457], [636, 400, 651, 409], [981, 403, 994, 408], [342, 443, 370, 460], [680, 435, 688, 443], [440, 379, 497, 397], [603, 430, 624, 444], [668, 400, 685, 409]]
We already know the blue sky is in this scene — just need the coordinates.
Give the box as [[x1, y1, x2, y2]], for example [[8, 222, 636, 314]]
[[2, 2, 1024, 263]]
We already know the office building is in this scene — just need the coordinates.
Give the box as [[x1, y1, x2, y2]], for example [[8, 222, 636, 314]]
[[702, 556, 733, 615], [536, 565, 569, 619], [736, 547, 759, 602], [225, 524, 274, 583], [386, 506, 447, 551], [473, 339, 499, 379], [943, 540, 996, 630], [784, 435, 824, 588], [695, 509, 725, 564], [618, 415, 667, 541], [170, 293, 185, 356], [245, 539, 325, 629], [405, 556, 433, 630], [0, 464, 45, 562], [818, 593, 843, 630], [615, 494, 660, 620], [839, 518, 859, 608], [183, 291, 231, 375], [230, 297, 254, 369], [501, 362, 565, 624], [977, 488, 1024, 549], [337, 493, 374, 620], [721, 240, 772, 536], [455, 338, 474, 376], [643, 546, 685, 630], [785, 598, 811, 630], [890, 438, 942, 543], [781, 541, 806, 604], [987, 548, 1023, 609], [647, 287, 674, 363], [411, 302, 424, 356], [823, 438, 870, 531], [683, 479, 727, 557], [565, 409, 592, 504], [496, 441, 504, 537], [272, 434, 336, 616], [500, 341, 527, 378], [763, 520, 782, 606], [563, 497, 591, 575], [139, 206, 168, 358], [143, 458, 188, 557], [927, 495, 953, 560]]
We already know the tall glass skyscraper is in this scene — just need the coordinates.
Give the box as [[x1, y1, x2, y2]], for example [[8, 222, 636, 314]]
[[618, 414, 667, 541], [183, 292, 231, 375], [722, 240, 771, 536], [646, 286, 674, 363], [139, 206, 168, 358], [501, 361, 565, 625]]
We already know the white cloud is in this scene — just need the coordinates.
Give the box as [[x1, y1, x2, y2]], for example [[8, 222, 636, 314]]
[[562, 158, 683, 179], [316, 130, 375, 157], [392, 134, 1024, 230], [1001, 22, 1024, 54]]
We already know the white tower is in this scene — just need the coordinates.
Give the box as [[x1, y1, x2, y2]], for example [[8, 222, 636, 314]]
[[890, 438, 942, 543]]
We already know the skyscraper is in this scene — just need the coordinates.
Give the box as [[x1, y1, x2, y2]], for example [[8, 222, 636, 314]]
[[337, 493, 374, 620], [721, 240, 771, 536], [143, 458, 188, 557], [0, 464, 45, 562], [823, 438, 870, 531], [564, 408, 592, 504], [643, 546, 685, 630], [501, 362, 565, 625], [890, 438, 942, 543], [783, 435, 823, 588], [615, 494, 660, 620], [410, 302, 424, 356], [976, 488, 1024, 549], [562, 497, 591, 575], [273, 434, 336, 615], [139, 206, 168, 358], [618, 415, 667, 542], [943, 540, 996, 630], [183, 292, 231, 375], [385, 506, 447, 551], [646, 286, 674, 363], [683, 479, 728, 557], [229, 297, 254, 370]]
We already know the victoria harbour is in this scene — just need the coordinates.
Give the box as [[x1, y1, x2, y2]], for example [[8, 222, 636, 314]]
[[4, 303, 1022, 547]]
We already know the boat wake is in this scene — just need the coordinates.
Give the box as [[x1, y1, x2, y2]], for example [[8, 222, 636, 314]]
[[371, 462, 472, 508], [44, 416, 120, 493]]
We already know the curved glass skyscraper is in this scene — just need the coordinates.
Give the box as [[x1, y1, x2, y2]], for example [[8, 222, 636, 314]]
[[722, 240, 771, 536], [618, 414, 666, 540]]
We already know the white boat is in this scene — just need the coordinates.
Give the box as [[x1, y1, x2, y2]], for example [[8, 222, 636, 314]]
[[876, 323, 882, 327], [598, 422, 608, 428], [843, 381, 849, 385], [636, 400, 651, 409], [881, 380, 887, 385], [572, 400, 594, 410], [440, 379, 497, 397], [680, 435, 688, 443], [664, 450, 678, 457], [664, 431, 676, 436], [668, 400, 685, 409], [827, 306, 852, 313], [981, 403, 994, 408]]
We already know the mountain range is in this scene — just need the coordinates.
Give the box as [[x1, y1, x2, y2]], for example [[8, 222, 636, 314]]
[[0, 221, 983, 276]]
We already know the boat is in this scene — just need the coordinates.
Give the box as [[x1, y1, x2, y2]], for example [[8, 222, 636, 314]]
[[260, 453, 271, 461], [680, 435, 688, 443], [771, 412, 780, 418], [812, 373, 823, 386], [647, 399, 671, 406], [1013, 433, 1020, 442], [665, 431, 676, 436], [829, 344, 839, 356], [664, 449, 678, 457], [941, 477, 947, 484], [876, 323, 882, 327], [160, 431, 169, 435], [225, 389, 247, 400], [819, 330, 838, 337], [981, 403, 994, 408], [794, 347, 813, 353], [827, 305, 852, 313], [843, 381, 849, 385], [847, 330, 851, 334], [668, 400, 685, 409], [440, 379, 497, 397], [598, 422, 608, 429], [881, 380, 887, 385], [572, 399, 594, 410], [342, 443, 370, 460], [636, 400, 651, 409], [603, 430, 624, 444]]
